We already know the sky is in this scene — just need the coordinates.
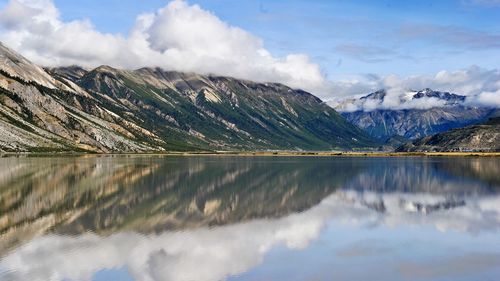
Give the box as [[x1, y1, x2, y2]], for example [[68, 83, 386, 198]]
[[51, 0, 500, 77], [0, 0, 499, 105]]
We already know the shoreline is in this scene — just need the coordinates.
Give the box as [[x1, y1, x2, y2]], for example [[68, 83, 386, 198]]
[[1, 151, 500, 157]]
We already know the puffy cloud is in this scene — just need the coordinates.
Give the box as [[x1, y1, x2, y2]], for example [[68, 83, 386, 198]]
[[330, 66, 500, 111], [0, 0, 327, 94], [1, 0, 499, 106], [468, 89, 500, 107]]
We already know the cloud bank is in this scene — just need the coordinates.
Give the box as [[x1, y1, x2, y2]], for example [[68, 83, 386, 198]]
[[330, 66, 500, 111], [0, 0, 327, 93], [0, 0, 499, 109]]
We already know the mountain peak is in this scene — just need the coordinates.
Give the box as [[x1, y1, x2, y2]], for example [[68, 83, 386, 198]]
[[0, 42, 59, 89], [412, 88, 465, 103], [135, 66, 162, 73], [93, 65, 118, 73], [45, 65, 89, 82], [361, 89, 386, 101]]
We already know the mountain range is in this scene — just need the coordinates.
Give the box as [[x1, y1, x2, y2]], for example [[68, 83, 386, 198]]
[[0, 42, 378, 152], [335, 89, 496, 142], [1, 41, 498, 153]]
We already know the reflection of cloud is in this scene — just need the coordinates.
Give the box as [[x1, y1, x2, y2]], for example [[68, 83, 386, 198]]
[[0, 202, 330, 281], [337, 191, 500, 234], [336, 240, 393, 258], [2, 190, 500, 281]]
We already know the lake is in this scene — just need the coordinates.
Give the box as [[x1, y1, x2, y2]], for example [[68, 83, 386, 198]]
[[0, 156, 499, 281]]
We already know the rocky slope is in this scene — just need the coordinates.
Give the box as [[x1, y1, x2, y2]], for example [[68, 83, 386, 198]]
[[397, 116, 500, 152], [0, 42, 378, 152], [0, 44, 159, 152], [335, 89, 495, 141]]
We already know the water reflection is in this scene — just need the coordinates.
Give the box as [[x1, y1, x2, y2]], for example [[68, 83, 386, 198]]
[[0, 156, 499, 281]]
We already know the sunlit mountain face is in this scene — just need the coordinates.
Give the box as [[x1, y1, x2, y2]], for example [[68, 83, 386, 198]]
[[0, 42, 378, 153], [1, 156, 500, 281]]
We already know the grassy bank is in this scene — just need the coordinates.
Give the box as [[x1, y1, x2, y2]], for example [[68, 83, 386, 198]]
[[183, 151, 500, 157], [2, 151, 499, 157]]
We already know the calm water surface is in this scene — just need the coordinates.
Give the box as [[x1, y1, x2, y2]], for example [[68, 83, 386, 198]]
[[0, 156, 499, 281]]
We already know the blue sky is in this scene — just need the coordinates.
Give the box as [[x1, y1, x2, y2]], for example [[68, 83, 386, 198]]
[[46, 0, 500, 80]]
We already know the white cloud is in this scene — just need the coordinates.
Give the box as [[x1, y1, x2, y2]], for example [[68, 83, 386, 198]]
[[469, 89, 500, 107], [0, 0, 327, 94], [1, 0, 499, 106], [330, 66, 500, 111]]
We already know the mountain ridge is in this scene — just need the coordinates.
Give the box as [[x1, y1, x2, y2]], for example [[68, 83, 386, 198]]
[[0, 42, 379, 152]]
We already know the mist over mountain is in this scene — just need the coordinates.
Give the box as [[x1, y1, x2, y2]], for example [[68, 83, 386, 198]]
[[333, 88, 497, 141]]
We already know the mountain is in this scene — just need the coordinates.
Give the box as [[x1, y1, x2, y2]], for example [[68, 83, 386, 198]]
[[0, 43, 64, 90], [334, 89, 495, 141], [46, 65, 88, 81], [397, 116, 500, 152], [0, 42, 378, 152]]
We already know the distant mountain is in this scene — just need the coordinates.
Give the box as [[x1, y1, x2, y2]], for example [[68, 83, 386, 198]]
[[397, 116, 500, 152], [412, 88, 465, 102], [0, 42, 378, 152], [335, 89, 495, 141]]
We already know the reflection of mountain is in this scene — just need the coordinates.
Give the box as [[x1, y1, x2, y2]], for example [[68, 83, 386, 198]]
[[333, 157, 500, 219], [57, 158, 358, 234], [1, 157, 499, 251], [1, 156, 500, 281], [436, 157, 500, 187], [341, 157, 499, 195], [0, 157, 361, 254], [2, 189, 500, 281]]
